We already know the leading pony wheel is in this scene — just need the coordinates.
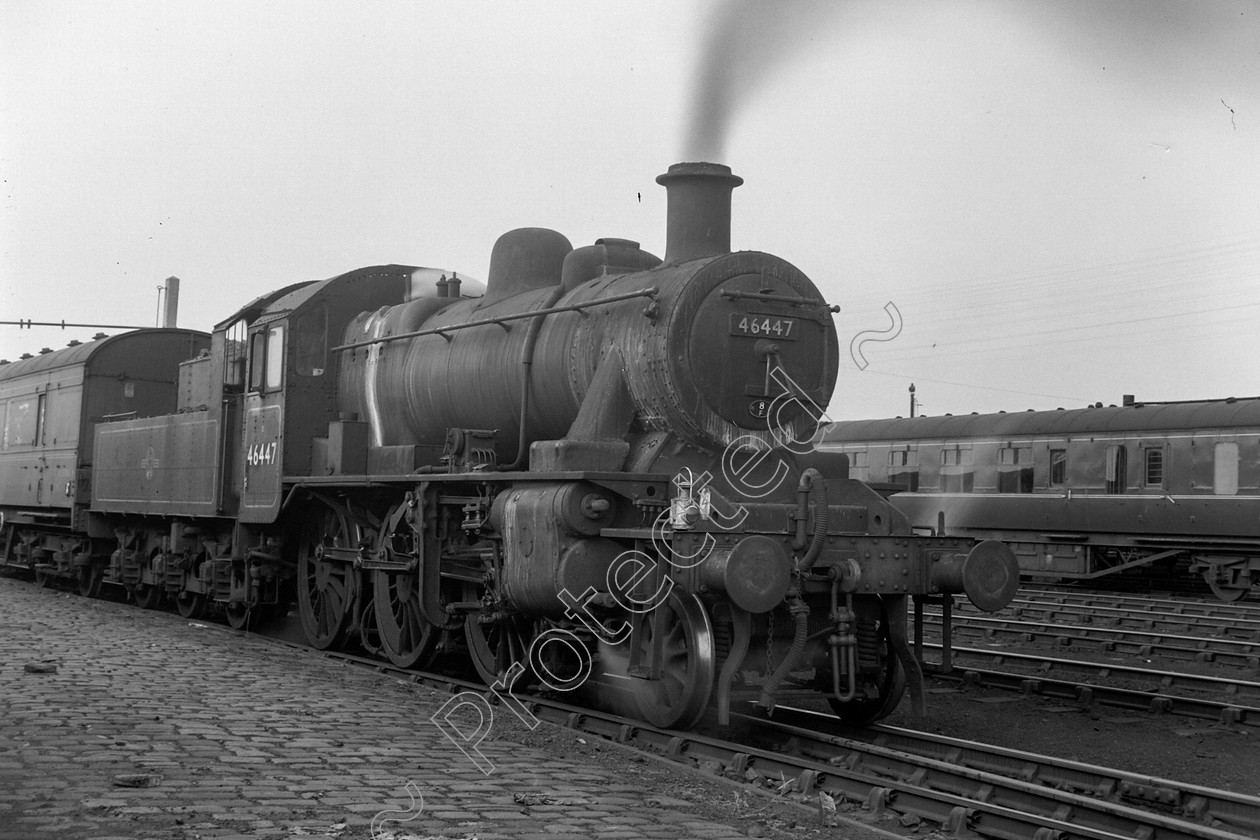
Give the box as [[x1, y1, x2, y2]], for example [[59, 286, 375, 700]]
[[827, 599, 907, 725], [631, 591, 716, 730]]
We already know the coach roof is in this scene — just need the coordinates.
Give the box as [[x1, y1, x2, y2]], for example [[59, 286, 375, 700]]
[[824, 397, 1260, 443], [0, 329, 208, 384]]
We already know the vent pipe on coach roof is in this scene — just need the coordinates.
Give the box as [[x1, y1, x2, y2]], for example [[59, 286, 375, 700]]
[[656, 162, 743, 264]]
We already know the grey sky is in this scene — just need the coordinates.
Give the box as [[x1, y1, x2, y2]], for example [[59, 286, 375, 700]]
[[2, 1, 1256, 420]]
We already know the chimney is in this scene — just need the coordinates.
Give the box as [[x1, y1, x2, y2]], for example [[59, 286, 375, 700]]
[[656, 162, 743, 264], [163, 276, 180, 328]]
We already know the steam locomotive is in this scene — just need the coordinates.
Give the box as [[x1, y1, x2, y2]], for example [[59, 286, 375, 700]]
[[0, 163, 1018, 728], [819, 398, 1260, 601]]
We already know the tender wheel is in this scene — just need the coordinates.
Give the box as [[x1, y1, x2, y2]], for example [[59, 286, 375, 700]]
[[225, 601, 251, 629], [631, 591, 716, 730], [77, 562, 104, 598], [374, 570, 439, 669], [464, 582, 534, 688], [297, 509, 358, 650], [225, 600, 287, 631], [175, 591, 207, 619], [134, 584, 162, 610], [827, 601, 907, 725]]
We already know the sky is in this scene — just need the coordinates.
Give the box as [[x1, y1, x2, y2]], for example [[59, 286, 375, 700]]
[[2, 0, 1257, 421]]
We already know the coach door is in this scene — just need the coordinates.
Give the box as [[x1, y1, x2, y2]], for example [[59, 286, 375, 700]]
[[240, 319, 287, 523]]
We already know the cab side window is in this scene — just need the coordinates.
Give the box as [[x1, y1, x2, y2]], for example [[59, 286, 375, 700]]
[[248, 332, 267, 391], [223, 319, 248, 391], [266, 325, 285, 389], [247, 324, 286, 392]]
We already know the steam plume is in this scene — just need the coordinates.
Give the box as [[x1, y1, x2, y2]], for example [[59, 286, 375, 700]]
[[685, 0, 843, 161]]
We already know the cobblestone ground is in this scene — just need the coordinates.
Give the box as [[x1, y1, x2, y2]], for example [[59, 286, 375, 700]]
[[0, 576, 845, 840]]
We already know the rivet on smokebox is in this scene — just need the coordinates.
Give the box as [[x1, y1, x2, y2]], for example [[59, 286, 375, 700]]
[[24, 662, 57, 674]]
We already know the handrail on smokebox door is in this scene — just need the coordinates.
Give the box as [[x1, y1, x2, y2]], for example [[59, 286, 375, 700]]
[[331, 287, 660, 352]]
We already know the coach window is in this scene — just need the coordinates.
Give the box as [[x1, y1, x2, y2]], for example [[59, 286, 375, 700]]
[[940, 447, 974, 492], [36, 393, 46, 446], [849, 450, 869, 481], [295, 306, 327, 376], [887, 448, 919, 491], [1144, 448, 1164, 488], [3, 398, 35, 448], [1214, 442, 1239, 496], [1105, 444, 1127, 494], [997, 446, 1033, 493], [1049, 449, 1067, 486]]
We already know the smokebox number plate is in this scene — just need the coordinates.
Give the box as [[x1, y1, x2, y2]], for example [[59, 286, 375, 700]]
[[729, 313, 798, 340]]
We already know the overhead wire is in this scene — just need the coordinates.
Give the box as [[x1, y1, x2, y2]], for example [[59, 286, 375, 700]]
[[841, 234, 1260, 364], [833, 232, 1260, 406]]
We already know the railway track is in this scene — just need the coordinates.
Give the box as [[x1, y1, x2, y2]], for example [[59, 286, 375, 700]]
[[255, 614, 1260, 839], [10, 573, 1258, 838], [1012, 590, 1260, 640], [333, 648, 1257, 840], [1021, 586, 1260, 613], [750, 706, 1260, 839], [919, 642, 1260, 725], [287, 639, 1258, 840], [921, 611, 1260, 671], [910, 587, 1260, 724]]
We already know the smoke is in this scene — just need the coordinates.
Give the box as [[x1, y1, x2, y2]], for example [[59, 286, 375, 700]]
[[684, 0, 844, 161]]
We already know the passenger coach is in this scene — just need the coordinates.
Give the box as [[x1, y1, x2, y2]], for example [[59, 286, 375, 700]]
[[820, 397, 1260, 601], [0, 330, 210, 583]]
